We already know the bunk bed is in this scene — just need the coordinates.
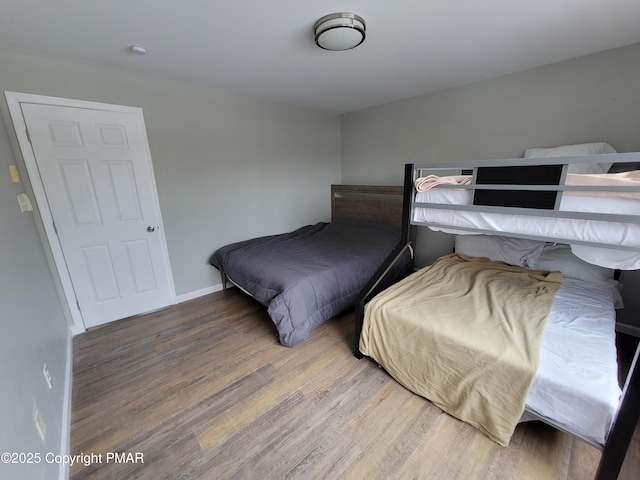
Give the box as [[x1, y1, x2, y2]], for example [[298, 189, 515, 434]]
[[209, 184, 413, 347], [354, 145, 640, 480]]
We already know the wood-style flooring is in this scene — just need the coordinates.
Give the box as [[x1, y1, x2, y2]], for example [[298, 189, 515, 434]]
[[70, 289, 640, 480]]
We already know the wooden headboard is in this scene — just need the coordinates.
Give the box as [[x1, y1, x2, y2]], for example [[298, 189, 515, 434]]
[[331, 184, 404, 229]]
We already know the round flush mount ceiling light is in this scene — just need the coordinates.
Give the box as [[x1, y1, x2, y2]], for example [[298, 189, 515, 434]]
[[314, 12, 366, 51]]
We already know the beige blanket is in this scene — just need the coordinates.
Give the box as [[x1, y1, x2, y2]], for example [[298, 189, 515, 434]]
[[414, 171, 640, 199], [414, 174, 472, 192], [565, 170, 640, 199], [360, 254, 562, 446]]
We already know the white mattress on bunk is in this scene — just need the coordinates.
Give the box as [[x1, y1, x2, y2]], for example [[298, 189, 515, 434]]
[[525, 277, 621, 445], [413, 189, 640, 269]]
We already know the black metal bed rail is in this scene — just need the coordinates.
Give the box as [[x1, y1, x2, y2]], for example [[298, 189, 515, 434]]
[[354, 163, 415, 358]]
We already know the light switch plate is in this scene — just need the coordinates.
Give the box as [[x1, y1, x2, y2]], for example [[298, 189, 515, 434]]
[[17, 193, 33, 212], [9, 165, 20, 183]]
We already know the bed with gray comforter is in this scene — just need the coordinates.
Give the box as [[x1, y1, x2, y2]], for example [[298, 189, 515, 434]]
[[209, 219, 408, 347]]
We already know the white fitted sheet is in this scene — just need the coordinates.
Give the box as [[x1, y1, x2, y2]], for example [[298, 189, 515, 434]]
[[525, 278, 621, 445], [413, 189, 640, 269]]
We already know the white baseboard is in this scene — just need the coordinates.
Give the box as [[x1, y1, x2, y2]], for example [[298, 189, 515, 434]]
[[70, 323, 85, 336], [69, 284, 227, 337], [59, 329, 73, 480], [175, 283, 225, 304]]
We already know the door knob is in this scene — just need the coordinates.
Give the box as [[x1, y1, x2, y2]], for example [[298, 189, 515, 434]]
[[147, 226, 156, 232]]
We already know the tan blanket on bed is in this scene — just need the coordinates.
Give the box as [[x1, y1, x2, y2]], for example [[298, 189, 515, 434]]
[[414, 174, 472, 192], [360, 254, 562, 446], [566, 170, 640, 199], [413, 171, 640, 199]]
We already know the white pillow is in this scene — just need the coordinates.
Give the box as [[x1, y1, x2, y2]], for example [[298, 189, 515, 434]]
[[455, 235, 545, 268], [570, 244, 640, 271], [532, 244, 615, 283], [524, 142, 617, 174]]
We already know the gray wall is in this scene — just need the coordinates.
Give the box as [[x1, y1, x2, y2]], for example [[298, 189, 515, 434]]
[[0, 113, 69, 478], [0, 48, 342, 298], [342, 42, 640, 266]]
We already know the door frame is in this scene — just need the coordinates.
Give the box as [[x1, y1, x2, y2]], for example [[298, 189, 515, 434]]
[[4, 91, 176, 334]]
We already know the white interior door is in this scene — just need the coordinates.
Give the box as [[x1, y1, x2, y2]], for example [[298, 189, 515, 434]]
[[17, 100, 174, 329]]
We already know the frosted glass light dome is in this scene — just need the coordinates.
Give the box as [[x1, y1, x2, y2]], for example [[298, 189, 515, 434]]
[[314, 13, 366, 51]]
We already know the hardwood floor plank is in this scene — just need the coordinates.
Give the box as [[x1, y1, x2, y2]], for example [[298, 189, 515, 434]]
[[73, 360, 280, 456], [521, 423, 572, 480], [194, 346, 337, 452], [381, 411, 469, 480], [343, 397, 444, 479], [615, 424, 640, 480], [283, 428, 363, 480], [72, 319, 277, 424], [343, 378, 434, 450], [191, 391, 311, 479], [239, 361, 390, 478], [69, 289, 640, 479]]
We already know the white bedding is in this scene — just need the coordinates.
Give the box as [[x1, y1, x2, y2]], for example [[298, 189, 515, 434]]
[[524, 277, 621, 445], [413, 188, 640, 269]]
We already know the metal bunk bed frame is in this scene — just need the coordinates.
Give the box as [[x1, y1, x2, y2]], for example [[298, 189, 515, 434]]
[[355, 156, 640, 480]]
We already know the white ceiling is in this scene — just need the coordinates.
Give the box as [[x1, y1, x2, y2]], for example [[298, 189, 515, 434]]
[[1, 0, 639, 113]]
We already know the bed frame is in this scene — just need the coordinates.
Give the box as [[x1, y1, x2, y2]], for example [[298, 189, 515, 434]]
[[331, 184, 404, 228], [354, 157, 640, 480]]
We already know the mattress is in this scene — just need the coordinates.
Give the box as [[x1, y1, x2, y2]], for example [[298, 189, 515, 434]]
[[413, 188, 640, 269], [525, 277, 621, 445], [210, 220, 410, 347], [361, 254, 562, 446], [361, 271, 621, 446]]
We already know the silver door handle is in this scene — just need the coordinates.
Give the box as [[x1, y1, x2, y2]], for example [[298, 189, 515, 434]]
[[147, 226, 156, 232]]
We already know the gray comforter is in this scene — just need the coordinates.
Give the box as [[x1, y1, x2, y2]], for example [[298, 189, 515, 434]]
[[209, 220, 407, 347]]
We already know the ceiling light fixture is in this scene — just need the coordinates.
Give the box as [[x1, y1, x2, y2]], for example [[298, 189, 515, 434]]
[[314, 12, 366, 51]]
